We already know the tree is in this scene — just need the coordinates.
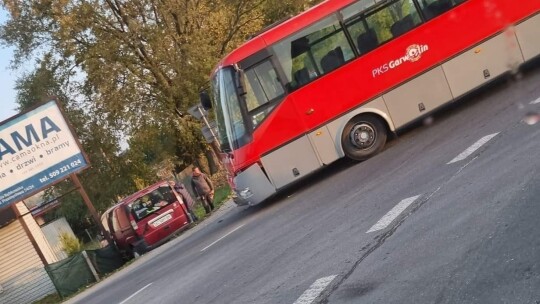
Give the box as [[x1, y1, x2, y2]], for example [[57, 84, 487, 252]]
[[1, 0, 321, 229], [263, 0, 322, 24], [13, 56, 133, 226], [2, 1, 268, 157]]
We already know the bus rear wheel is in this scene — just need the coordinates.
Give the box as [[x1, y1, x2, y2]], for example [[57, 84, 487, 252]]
[[341, 115, 387, 161]]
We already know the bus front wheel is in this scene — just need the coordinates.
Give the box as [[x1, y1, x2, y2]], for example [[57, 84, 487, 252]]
[[341, 115, 387, 161]]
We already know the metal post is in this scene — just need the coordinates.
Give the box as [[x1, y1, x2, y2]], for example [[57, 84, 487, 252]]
[[81, 251, 100, 282], [70, 173, 113, 246], [197, 106, 223, 168], [85, 229, 95, 243], [11, 203, 49, 266], [197, 106, 219, 146]]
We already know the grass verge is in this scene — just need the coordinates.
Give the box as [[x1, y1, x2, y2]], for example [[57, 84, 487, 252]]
[[193, 184, 231, 220], [32, 293, 62, 304]]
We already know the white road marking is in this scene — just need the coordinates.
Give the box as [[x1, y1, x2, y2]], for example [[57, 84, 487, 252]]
[[201, 224, 246, 252], [367, 195, 421, 233], [530, 97, 540, 105], [293, 275, 338, 304], [447, 133, 499, 164], [118, 283, 152, 304]]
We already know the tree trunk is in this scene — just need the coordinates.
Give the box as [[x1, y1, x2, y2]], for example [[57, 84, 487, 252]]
[[205, 149, 219, 175], [196, 154, 210, 175]]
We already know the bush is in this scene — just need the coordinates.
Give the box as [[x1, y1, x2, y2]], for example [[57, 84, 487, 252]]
[[59, 232, 82, 256]]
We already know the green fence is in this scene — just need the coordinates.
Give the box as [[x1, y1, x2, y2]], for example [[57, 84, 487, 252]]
[[45, 245, 125, 298], [87, 245, 125, 277]]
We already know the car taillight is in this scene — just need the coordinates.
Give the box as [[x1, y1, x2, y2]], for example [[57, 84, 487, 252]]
[[130, 220, 138, 230]]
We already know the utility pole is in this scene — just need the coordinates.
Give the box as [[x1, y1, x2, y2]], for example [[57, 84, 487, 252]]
[[197, 106, 219, 148], [196, 106, 223, 166], [184, 105, 223, 169]]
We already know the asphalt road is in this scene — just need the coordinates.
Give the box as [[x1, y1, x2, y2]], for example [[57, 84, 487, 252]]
[[68, 64, 540, 304]]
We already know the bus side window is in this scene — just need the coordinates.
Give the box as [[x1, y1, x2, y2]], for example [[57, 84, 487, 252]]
[[294, 68, 311, 86], [356, 29, 378, 54], [244, 60, 285, 127], [272, 14, 355, 90], [320, 46, 345, 73], [390, 14, 416, 37], [418, 0, 467, 21], [365, 0, 422, 43], [343, 16, 379, 55], [341, 1, 380, 55]]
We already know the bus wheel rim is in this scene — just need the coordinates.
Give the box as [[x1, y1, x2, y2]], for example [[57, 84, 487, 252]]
[[350, 123, 376, 150]]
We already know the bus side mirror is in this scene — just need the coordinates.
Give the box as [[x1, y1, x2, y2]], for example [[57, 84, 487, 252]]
[[200, 91, 212, 110]]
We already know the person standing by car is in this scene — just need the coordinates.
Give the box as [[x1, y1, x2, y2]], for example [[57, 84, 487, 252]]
[[190, 167, 215, 214], [170, 181, 199, 222]]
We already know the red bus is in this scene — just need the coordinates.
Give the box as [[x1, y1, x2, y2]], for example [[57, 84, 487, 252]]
[[202, 0, 540, 206]]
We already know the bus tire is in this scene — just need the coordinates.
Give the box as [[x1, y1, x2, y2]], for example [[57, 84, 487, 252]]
[[341, 114, 387, 161]]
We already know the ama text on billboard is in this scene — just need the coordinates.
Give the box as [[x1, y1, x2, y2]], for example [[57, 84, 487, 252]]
[[0, 100, 88, 208]]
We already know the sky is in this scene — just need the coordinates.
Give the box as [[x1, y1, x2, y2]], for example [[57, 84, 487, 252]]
[[0, 9, 19, 123]]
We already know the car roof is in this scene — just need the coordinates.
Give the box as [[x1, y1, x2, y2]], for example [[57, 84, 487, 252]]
[[119, 181, 171, 205]]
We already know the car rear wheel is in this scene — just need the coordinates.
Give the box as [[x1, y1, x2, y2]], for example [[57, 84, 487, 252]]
[[341, 114, 387, 161]]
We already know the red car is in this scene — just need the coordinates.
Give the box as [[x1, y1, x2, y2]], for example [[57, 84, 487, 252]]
[[102, 181, 193, 257]]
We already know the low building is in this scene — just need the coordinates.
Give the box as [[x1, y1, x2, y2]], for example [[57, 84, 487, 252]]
[[0, 202, 59, 304]]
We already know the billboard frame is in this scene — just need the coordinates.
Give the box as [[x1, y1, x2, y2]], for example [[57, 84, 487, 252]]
[[0, 97, 90, 209]]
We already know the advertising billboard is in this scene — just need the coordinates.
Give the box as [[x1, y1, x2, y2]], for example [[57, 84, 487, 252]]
[[0, 100, 88, 209]]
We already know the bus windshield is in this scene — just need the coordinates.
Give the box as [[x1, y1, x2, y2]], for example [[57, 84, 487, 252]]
[[212, 67, 249, 151]]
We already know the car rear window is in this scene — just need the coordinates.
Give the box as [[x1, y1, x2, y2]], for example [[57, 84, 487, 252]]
[[129, 186, 178, 222]]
